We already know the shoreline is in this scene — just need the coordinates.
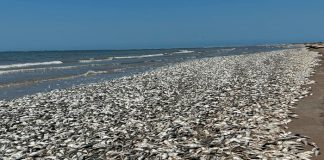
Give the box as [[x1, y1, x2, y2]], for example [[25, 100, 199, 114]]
[[288, 44, 324, 160], [0, 47, 320, 159], [0, 46, 292, 101]]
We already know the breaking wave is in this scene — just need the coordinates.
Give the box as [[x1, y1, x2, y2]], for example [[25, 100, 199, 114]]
[[173, 50, 195, 54], [219, 48, 236, 52], [0, 61, 63, 69], [79, 57, 113, 63], [83, 70, 110, 76], [113, 54, 164, 59]]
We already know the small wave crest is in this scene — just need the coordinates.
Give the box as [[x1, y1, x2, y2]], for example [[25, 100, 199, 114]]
[[219, 48, 236, 52], [83, 70, 110, 76], [173, 50, 195, 54], [79, 57, 113, 63], [0, 61, 63, 69], [113, 54, 164, 59]]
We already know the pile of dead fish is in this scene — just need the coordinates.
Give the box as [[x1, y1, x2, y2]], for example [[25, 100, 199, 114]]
[[0, 47, 321, 159]]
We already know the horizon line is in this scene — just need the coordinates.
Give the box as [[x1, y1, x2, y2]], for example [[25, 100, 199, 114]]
[[0, 41, 316, 53]]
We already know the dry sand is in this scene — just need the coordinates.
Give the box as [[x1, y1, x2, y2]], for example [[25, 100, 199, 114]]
[[288, 46, 324, 160]]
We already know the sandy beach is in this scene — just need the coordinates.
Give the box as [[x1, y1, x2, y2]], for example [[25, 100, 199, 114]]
[[289, 44, 324, 160]]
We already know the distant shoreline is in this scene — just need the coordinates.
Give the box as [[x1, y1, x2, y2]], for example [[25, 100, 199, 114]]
[[0, 42, 306, 53]]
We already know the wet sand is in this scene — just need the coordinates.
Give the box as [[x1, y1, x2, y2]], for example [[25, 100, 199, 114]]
[[288, 46, 324, 160]]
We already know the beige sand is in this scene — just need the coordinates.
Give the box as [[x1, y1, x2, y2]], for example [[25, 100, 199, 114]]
[[288, 46, 324, 160]]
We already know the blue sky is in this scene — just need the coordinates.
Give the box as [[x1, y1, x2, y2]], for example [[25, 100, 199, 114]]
[[0, 0, 323, 51]]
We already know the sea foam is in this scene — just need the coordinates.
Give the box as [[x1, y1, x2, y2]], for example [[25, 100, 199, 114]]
[[79, 58, 113, 63], [173, 50, 195, 54], [0, 61, 63, 69], [113, 54, 164, 59]]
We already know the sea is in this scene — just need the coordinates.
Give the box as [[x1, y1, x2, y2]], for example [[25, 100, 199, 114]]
[[0, 45, 297, 100]]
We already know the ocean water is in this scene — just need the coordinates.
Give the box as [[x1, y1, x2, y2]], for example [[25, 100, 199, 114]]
[[0, 45, 294, 100]]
